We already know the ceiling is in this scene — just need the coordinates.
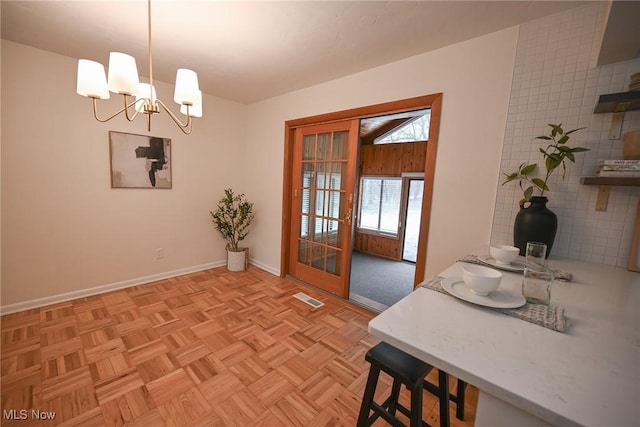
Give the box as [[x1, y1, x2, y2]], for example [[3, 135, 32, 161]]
[[597, 0, 640, 66], [1, 1, 600, 104]]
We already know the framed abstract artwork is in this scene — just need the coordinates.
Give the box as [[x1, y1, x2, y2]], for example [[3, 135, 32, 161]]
[[109, 131, 172, 189]]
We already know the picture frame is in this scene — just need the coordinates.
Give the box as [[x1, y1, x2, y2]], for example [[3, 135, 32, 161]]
[[109, 131, 172, 189], [628, 200, 640, 273]]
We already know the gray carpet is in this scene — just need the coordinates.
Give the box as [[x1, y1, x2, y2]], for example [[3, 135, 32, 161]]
[[349, 251, 415, 309]]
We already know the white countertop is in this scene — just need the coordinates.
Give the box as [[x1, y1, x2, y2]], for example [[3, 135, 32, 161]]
[[368, 255, 640, 427]]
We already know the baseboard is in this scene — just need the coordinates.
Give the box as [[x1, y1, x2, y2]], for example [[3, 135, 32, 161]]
[[0, 261, 226, 315], [249, 257, 280, 276]]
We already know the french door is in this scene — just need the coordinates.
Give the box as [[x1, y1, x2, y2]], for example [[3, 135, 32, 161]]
[[288, 120, 359, 298]]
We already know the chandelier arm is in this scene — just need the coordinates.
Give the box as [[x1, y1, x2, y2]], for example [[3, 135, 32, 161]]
[[91, 96, 140, 123], [156, 99, 193, 135], [123, 94, 143, 121]]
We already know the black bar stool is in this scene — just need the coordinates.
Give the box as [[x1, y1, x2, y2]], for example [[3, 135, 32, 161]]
[[357, 342, 433, 427], [358, 342, 468, 427]]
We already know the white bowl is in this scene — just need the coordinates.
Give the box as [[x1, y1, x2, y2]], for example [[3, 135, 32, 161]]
[[490, 245, 520, 265], [462, 265, 502, 296]]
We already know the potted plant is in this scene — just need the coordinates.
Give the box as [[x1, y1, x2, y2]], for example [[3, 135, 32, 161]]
[[502, 123, 589, 256], [210, 188, 254, 271]]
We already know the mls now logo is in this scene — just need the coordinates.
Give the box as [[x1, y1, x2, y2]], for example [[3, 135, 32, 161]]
[[3, 410, 27, 420], [31, 410, 57, 420], [3, 409, 56, 420]]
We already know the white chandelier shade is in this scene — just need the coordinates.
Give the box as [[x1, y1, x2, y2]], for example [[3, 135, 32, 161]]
[[107, 52, 140, 95], [76, 59, 109, 99], [174, 69, 200, 105], [75, 0, 201, 135], [181, 90, 203, 118]]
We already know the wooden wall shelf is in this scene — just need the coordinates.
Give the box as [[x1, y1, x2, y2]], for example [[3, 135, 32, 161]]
[[593, 91, 640, 139], [580, 176, 640, 186], [593, 91, 640, 114], [580, 176, 640, 211]]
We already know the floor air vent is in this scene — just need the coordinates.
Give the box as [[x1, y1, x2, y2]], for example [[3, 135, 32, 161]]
[[293, 292, 324, 308]]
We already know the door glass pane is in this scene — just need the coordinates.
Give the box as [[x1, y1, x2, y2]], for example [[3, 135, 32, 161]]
[[333, 221, 343, 249], [300, 165, 312, 239], [311, 244, 326, 270], [315, 163, 327, 191], [302, 162, 314, 186], [315, 189, 327, 221], [303, 135, 315, 160], [300, 214, 310, 239], [327, 190, 340, 220], [326, 247, 340, 275], [298, 240, 310, 265], [313, 218, 327, 243], [332, 131, 348, 160], [301, 188, 311, 215], [317, 133, 331, 160]]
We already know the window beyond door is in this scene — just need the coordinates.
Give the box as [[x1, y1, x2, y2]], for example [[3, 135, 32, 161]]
[[374, 110, 431, 144], [358, 177, 402, 236]]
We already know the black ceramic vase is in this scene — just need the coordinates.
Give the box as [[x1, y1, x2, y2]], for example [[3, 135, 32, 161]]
[[513, 196, 557, 257]]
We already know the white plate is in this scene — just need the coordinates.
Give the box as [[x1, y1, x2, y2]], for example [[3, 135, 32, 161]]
[[441, 277, 526, 309], [478, 255, 527, 273]]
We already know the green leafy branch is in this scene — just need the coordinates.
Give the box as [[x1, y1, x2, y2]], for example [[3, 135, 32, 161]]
[[502, 123, 589, 201]]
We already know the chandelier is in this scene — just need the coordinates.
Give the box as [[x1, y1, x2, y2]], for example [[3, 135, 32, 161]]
[[75, 0, 201, 135]]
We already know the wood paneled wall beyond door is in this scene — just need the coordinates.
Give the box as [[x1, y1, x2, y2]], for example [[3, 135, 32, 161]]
[[360, 141, 427, 176], [355, 141, 427, 260], [354, 233, 401, 260]]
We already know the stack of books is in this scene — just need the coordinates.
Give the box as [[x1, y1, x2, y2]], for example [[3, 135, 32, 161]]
[[596, 160, 640, 177]]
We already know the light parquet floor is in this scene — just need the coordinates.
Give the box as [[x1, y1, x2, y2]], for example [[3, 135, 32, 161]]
[[1, 265, 477, 426]]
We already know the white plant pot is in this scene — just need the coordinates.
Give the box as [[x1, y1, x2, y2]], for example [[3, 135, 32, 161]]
[[227, 247, 248, 271]]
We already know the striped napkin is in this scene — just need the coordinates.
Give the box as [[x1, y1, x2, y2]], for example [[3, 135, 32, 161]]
[[457, 254, 573, 282], [419, 276, 567, 333]]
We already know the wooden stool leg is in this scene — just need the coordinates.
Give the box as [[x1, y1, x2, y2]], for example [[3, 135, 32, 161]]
[[388, 379, 402, 416], [438, 370, 451, 427], [357, 365, 381, 427], [410, 380, 425, 427], [456, 379, 467, 420]]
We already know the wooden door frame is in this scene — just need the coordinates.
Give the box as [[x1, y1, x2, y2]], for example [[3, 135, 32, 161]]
[[281, 93, 442, 287]]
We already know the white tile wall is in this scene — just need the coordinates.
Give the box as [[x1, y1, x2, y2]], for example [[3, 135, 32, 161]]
[[491, 3, 640, 267]]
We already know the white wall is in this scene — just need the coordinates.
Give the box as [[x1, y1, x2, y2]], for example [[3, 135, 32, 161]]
[[491, 3, 640, 266], [245, 27, 519, 278], [0, 10, 3, 306], [1, 40, 247, 308]]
